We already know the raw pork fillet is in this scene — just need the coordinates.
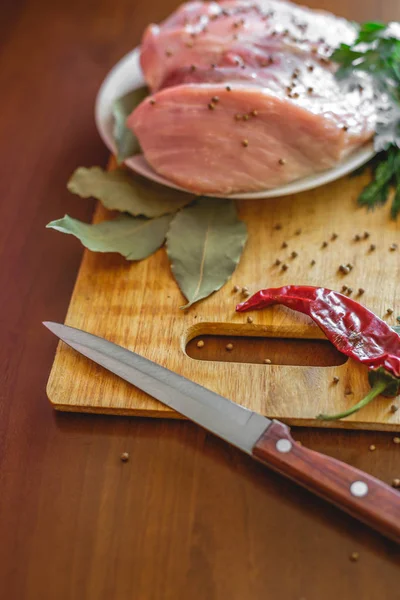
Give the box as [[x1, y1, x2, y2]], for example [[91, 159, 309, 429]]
[[128, 0, 377, 194]]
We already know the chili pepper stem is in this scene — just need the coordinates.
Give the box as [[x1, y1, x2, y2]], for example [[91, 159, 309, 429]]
[[317, 380, 388, 421]]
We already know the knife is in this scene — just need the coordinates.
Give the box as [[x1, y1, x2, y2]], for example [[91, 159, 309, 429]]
[[44, 321, 400, 543]]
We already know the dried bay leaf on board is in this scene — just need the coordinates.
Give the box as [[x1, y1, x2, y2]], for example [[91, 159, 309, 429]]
[[46, 213, 171, 260], [67, 167, 194, 218], [166, 198, 247, 308], [113, 87, 148, 163]]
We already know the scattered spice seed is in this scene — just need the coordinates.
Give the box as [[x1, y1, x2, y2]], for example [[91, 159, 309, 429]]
[[226, 343, 234, 351], [331, 232, 338, 241], [190, 65, 196, 72], [226, 85, 231, 91], [273, 223, 282, 230], [196, 340, 205, 348], [233, 285, 240, 292], [295, 229, 302, 235], [341, 285, 348, 292], [242, 114, 249, 121], [281, 263, 289, 271], [251, 109, 258, 116], [390, 404, 398, 413], [358, 288, 365, 295], [165, 50, 173, 57], [369, 244, 376, 251], [333, 376, 340, 384], [350, 552, 359, 562], [397, 316, 400, 323], [242, 286, 249, 294], [242, 290, 250, 297], [264, 358, 272, 364], [364, 231, 370, 239], [278, 158, 286, 165], [390, 243, 398, 251], [247, 316, 253, 323], [242, 139, 249, 147], [281, 241, 288, 250], [274, 258, 281, 266], [392, 478, 400, 489], [387, 308, 394, 315], [291, 251, 298, 258], [291, 92, 299, 98], [186, 41, 194, 48], [307, 87, 313, 93], [346, 263, 354, 270], [149, 99, 156, 105], [342, 125, 349, 132], [339, 265, 350, 274], [307, 64, 314, 72], [345, 387, 352, 395], [310, 259, 316, 266], [321, 241, 328, 248], [393, 437, 400, 444], [208, 102, 216, 110], [369, 444, 376, 451], [120, 452, 129, 462], [354, 234, 361, 241], [235, 113, 242, 120], [211, 96, 220, 103], [347, 288, 353, 295]]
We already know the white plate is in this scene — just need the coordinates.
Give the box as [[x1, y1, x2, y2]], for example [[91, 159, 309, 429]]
[[95, 47, 375, 200]]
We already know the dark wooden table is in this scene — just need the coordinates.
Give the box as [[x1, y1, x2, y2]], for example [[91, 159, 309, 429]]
[[1, 1, 399, 598]]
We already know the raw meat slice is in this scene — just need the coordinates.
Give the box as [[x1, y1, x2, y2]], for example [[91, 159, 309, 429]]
[[128, 77, 376, 195], [140, 0, 357, 91]]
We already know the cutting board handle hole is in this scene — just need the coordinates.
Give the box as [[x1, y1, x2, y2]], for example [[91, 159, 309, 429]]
[[185, 327, 347, 367]]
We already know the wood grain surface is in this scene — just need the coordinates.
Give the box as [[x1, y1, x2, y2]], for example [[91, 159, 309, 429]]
[[1, 1, 400, 599], [47, 164, 400, 429]]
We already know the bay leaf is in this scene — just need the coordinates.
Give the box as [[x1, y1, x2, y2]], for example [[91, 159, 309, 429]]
[[113, 87, 148, 164], [46, 213, 171, 260], [166, 198, 247, 308], [67, 167, 193, 217]]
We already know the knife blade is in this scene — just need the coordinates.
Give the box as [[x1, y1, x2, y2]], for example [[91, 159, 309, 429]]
[[44, 321, 400, 544]]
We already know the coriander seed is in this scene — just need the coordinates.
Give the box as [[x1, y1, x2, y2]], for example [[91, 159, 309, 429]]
[[264, 358, 272, 364], [247, 316, 253, 323], [390, 243, 398, 251], [387, 308, 394, 315], [393, 437, 400, 444], [358, 288, 365, 295], [233, 285, 240, 292], [392, 478, 400, 488], [226, 343, 234, 351], [274, 259, 281, 266], [369, 444, 376, 451], [291, 251, 298, 258], [390, 404, 398, 413], [333, 376, 340, 384], [281, 263, 288, 271], [350, 552, 359, 562], [369, 244, 376, 251], [120, 452, 129, 462], [196, 340, 205, 348], [282, 241, 288, 248]]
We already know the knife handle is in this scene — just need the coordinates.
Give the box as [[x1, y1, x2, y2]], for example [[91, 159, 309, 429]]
[[253, 420, 400, 544]]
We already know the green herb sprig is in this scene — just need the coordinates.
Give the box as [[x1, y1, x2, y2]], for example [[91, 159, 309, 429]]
[[332, 22, 400, 218]]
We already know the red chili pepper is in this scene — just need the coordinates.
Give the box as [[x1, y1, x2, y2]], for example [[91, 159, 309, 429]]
[[236, 285, 400, 420]]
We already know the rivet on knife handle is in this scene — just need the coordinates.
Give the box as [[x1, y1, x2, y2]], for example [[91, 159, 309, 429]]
[[252, 420, 400, 544]]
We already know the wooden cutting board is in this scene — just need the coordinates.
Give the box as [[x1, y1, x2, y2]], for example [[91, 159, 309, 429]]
[[47, 165, 400, 430]]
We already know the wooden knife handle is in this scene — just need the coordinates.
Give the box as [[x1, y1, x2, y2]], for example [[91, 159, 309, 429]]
[[253, 420, 400, 544]]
